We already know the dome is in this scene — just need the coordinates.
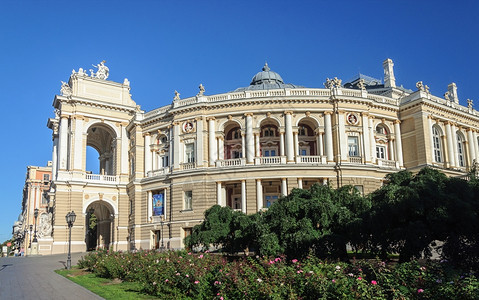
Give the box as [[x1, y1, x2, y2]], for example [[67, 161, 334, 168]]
[[234, 63, 303, 92], [250, 63, 284, 85]]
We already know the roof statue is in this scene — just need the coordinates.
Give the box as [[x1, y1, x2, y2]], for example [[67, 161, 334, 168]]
[[468, 99, 474, 109], [197, 84, 205, 96], [357, 78, 366, 91], [90, 60, 109, 80], [444, 91, 450, 101], [416, 81, 424, 91], [174, 90, 181, 100], [60, 81, 72, 96], [324, 77, 342, 89]]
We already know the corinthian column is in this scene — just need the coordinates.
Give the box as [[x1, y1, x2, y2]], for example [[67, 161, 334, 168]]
[[324, 112, 334, 162], [445, 122, 455, 167], [58, 116, 69, 170], [285, 111, 294, 162], [208, 117, 217, 166], [394, 120, 404, 167], [245, 113, 254, 164], [467, 129, 475, 166], [144, 133, 151, 176]]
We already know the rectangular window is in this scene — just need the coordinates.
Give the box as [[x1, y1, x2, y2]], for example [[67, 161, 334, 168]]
[[354, 185, 364, 196], [348, 136, 359, 157], [184, 191, 192, 210], [163, 156, 169, 167], [43, 174, 50, 182], [41, 193, 48, 205], [233, 151, 241, 159], [376, 146, 386, 159], [152, 191, 165, 216], [185, 144, 195, 163], [264, 150, 270, 157], [265, 195, 279, 208], [270, 150, 276, 156], [301, 149, 307, 156]]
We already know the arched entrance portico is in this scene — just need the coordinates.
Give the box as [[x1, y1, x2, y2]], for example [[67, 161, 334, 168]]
[[85, 201, 115, 251]]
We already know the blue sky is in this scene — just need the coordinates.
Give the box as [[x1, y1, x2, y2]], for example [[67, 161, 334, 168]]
[[0, 0, 478, 242]]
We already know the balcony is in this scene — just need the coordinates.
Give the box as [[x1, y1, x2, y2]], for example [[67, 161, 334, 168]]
[[147, 167, 171, 177], [296, 155, 326, 164], [254, 156, 286, 165], [377, 159, 399, 168], [348, 156, 363, 164], [180, 162, 196, 170], [216, 158, 246, 168], [85, 174, 118, 183]]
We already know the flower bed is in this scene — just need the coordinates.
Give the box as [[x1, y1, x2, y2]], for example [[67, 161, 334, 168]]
[[78, 250, 479, 299]]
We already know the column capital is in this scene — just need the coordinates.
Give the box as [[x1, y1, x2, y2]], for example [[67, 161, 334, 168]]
[[361, 112, 369, 117], [256, 179, 262, 183], [394, 120, 401, 125], [206, 117, 216, 121], [241, 179, 246, 183], [284, 110, 293, 115], [173, 121, 181, 126], [60, 114, 70, 119], [466, 127, 473, 132], [195, 116, 203, 121], [73, 115, 84, 120], [323, 111, 333, 116], [143, 132, 151, 137], [244, 113, 254, 117]]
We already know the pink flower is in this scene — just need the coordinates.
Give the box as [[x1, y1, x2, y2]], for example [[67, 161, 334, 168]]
[[220, 297, 224, 300], [297, 270, 303, 274], [332, 279, 336, 283], [357, 277, 362, 281], [269, 260, 274, 264], [275, 257, 281, 262], [417, 289, 424, 293], [194, 281, 199, 284], [186, 274, 189, 277], [199, 254, 204, 259], [292, 259, 298, 264], [371, 280, 377, 285], [165, 279, 169, 282]]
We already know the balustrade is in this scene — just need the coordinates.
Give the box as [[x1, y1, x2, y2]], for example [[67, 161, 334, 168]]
[[85, 174, 118, 182]]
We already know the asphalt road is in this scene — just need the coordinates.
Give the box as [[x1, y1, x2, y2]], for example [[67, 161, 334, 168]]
[[0, 252, 103, 300]]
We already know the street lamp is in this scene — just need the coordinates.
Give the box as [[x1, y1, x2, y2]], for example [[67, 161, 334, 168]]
[[65, 211, 77, 269], [29, 225, 33, 248], [32, 208, 39, 243], [160, 215, 165, 250]]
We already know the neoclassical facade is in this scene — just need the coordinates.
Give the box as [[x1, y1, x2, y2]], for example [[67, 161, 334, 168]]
[[39, 59, 479, 254]]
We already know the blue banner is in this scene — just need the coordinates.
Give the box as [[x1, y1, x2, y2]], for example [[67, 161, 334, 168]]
[[153, 192, 164, 216]]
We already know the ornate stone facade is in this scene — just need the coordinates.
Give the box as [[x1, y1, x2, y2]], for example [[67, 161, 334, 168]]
[[41, 59, 479, 253]]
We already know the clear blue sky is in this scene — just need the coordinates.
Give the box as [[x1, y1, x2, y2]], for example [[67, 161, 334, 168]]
[[1, 0, 478, 242]]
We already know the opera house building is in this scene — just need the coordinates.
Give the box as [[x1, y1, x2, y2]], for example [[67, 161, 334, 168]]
[[27, 58, 479, 254]]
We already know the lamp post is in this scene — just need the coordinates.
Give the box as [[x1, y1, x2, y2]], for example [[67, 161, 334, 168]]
[[29, 225, 33, 248], [32, 208, 39, 243], [160, 215, 165, 250], [65, 211, 76, 269]]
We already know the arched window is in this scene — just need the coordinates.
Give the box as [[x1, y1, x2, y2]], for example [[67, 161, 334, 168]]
[[432, 126, 442, 163], [457, 133, 465, 167]]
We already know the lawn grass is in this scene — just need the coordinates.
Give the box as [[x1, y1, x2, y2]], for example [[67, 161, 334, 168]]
[[55, 267, 158, 299]]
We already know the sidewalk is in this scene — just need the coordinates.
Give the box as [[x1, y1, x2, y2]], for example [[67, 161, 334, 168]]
[[0, 252, 103, 300]]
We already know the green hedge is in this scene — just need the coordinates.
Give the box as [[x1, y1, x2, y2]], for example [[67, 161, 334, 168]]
[[78, 250, 479, 299]]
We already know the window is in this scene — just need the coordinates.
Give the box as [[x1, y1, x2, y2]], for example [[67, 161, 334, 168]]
[[185, 144, 195, 163], [161, 136, 167, 143], [263, 127, 275, 137], [184, 191, 192, 210], [233, 129, 241, 139], [265, 195, 279, 208], [354, 185, 364, 196], [232, 196, 241, 210], [263, 149, 277, 157], [299, 126, 307, 136], [432, 126, 442, 163], [162, 156, 169, 167], [376, 125, 387, 135], [43, 174, 50, 182], [301, 149, 307, 156], [232, 151, 242, 158], [457, 134, 465, 167], [348, 136, 359, 157], [41, 193, 48, 205], [376, 146, 386, 159]]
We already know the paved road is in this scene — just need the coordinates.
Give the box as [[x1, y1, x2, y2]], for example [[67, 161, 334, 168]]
[[0, 252, 103, 300]]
